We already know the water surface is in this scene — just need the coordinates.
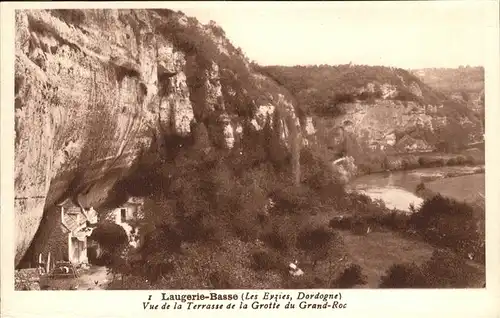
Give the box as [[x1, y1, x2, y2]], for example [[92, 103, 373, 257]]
[[347, 165, 484, 212]]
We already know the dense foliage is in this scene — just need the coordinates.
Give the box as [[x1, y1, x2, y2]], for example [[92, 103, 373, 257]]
[[103, 113, 352, 288], [380, 249, 481, 288]]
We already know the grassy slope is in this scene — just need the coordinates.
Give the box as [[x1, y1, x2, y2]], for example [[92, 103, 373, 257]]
[[300, 208, 484, 288], [411, 67, 484, 95], [425, 174, 485, 204], [340, 230, 434, 287]]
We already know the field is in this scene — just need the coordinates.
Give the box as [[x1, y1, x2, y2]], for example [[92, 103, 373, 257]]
[[339, 230, 434, 287], [425, 173, 485, 204], [339, 229, 485, 288]]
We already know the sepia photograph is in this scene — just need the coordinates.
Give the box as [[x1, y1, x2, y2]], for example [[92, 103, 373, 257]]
[[9, 2, 492, 294]]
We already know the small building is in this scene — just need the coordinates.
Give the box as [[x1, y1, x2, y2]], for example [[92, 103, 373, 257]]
[[58, 199, 98, 264], [104, 197, 144, 225], [396, 135, 433, 153], [38, 199, 98, 268]]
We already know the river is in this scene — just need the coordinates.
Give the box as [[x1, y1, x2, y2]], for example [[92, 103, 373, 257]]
[[346, 165, 485, 213]]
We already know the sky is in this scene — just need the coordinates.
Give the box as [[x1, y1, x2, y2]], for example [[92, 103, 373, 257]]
[[170, 1, 495, 69]]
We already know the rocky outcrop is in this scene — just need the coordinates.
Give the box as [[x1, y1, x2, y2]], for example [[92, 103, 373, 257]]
[[333, 100, 442, 152], [15, 9, 309, 266]]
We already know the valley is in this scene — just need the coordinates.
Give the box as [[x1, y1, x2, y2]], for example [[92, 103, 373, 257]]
[[13, 8, 486, 291]]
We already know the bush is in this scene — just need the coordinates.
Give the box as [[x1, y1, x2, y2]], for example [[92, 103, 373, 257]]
[[296, 226, 335, 251], [271, 185, 315, 214], [422, 249, 477, 288], [297, 226, 340, 268], [464, 155, 476, 165], [329, 216, 352, 231], [261, 227, 294, 251], [250, 250, 283, 271], [415, 181, 426, 192], [208, 270, 234, 289], [409, 194, 481, 257], [380, 248, 481, 288], [89, 222, 129, 251], [379, 262, 427, 288], [350, 219, 370, 235], [333, 264, 367, 288], [379, 211, 410, 232], [446, 158, 458, 166]]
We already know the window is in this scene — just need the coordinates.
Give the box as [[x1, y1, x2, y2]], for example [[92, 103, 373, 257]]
[[120, 208, 127, 223]]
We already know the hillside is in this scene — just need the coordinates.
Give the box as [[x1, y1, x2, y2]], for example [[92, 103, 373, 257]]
[[15, 9, 484, 290], [411, 66, 484, 98], [411, 66, 485, 119], [258, 64, 484, 160]]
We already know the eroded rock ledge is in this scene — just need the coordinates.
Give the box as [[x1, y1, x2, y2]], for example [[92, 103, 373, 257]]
[[15, 9, 313, 266]]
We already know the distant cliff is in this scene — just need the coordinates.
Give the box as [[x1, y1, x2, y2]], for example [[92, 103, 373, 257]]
[[258, 64, 483, 157], [14, 9, 312, 265], [411, 66, 484, 121]]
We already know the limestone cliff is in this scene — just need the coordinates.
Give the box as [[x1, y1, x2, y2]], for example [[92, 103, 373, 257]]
[[258, 64, 483, 157], [14, 9, 312, 266]]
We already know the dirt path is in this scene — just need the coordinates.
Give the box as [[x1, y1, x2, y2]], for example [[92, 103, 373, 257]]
[[76, 266, 112, 290]]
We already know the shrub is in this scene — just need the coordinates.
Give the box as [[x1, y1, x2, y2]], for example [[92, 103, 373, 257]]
[[329, 216, 352, 231], [261, 227, 293, 251], [90, 222, 128, 251], [456, 155, 466, 165], [379, 262, 427, 288], [422, 249, 476, 288], [446, 158, 458, 166], [297, 226, 340, 268], [464, 155, 476, 165], [271, 185, 314, 214], [208, 270, 234, 289], [416, 182, 426, 192], [250, 250, 283, 271], [333, 264, 367, 288], [350, 219, 370, 235], [379, 211, 410, 232], [380, 248, 482, 288], [232, 212, 261, 242], [409, 194, 481, 256], [296, 226, 334, 251]]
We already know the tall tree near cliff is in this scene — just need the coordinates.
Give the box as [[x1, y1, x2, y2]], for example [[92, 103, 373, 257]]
[[266, 111, 288, 168], [287, 115, 301, 187]]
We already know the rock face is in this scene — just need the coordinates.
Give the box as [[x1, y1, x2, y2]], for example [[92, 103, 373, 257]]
[[15, 9, 309, 266], [335, 100, 444, 152]]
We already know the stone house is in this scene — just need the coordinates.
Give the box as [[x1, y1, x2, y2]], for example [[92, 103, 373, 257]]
[[396, 135, 432, 153], [40, 198, 98, 268], [103, 197, 144, 225]]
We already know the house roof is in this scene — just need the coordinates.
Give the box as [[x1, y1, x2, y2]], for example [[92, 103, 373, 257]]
[[59, 200, 97, 233], [56, 197, 76, 208], [64, 212, 83, 232], [396, 135, 417, 147], [396, 135, 431, 150]]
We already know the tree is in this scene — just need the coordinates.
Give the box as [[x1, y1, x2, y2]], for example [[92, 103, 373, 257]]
[[334, 264, 367, 288], [287, 115, 301, 186], [297, 226, 340, 269], [266, 111, 288, 167], [379, 263, 427, 288], [422, 249, 475, 288]]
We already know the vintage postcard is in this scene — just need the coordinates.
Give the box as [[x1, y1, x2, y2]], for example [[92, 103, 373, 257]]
[[1, 1, 499, 318]]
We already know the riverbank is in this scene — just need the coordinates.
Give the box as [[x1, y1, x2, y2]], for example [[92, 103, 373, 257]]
[[416, 173, 485, 204], [354, 148, 484, 177], [347, 164, 485, 213]]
